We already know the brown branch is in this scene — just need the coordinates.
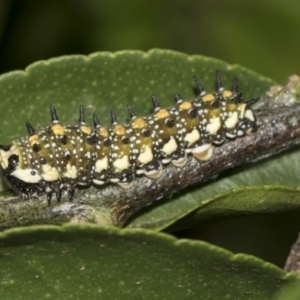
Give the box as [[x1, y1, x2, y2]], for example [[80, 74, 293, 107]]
[[285, 232, 300, 273]]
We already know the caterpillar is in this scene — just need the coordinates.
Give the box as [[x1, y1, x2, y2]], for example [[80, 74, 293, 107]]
[[0, 71, 258, 204]]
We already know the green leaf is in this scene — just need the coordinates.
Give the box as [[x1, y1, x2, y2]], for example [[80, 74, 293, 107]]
[[0, 49, 273, 144], [129, 150, 300, 231], [0, 224, 298, 299], [163, 186, 300, 233], [1, 49, 291, 231], [275, 282, 300, 300]]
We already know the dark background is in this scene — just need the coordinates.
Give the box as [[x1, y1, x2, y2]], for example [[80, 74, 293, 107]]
[[0, 0, 299, 82], [1, 0, 300, 268]]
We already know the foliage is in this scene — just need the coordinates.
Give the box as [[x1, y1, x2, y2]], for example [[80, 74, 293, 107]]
[[0, 50, 300, 298]]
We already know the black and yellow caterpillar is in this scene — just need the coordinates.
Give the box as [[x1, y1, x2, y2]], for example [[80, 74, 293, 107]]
[[0, 72, 258, 203]]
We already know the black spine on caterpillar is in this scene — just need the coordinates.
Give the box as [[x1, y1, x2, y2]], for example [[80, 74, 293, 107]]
[[0, 71, 258, 203]]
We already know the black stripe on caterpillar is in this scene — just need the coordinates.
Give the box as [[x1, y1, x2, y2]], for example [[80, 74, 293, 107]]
[[0, 71, 259, 204]]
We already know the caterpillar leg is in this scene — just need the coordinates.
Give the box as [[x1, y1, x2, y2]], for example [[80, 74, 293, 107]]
[[145, 161, 163, 179], [192, 144, 215, 161], [172, 152, 188, 167]]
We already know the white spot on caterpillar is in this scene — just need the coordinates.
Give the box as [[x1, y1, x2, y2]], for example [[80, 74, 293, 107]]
[[85, 151, 91, 159], [113, 155, 130, 171], [225, 111, 238, 129], [207, 117, 221, 135], [162, 137, 178, 155], [184, 128, 200, 145], [63, 163, 78, 178], [41, 164, 60, 181], [11, 168, 42, 183], [137, 146, 153, 164], [245, 109, 255, 122], [95, 157, 108, 172]]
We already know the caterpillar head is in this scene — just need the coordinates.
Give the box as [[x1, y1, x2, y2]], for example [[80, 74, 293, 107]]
[[0, 144, 18, 176], [0, 143, 42, 183]]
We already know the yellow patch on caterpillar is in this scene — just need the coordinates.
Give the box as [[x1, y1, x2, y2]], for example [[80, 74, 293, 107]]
[[131, 117, 146, 129], [51, 124, 65, 135], [80, 125, 92, 135], [227, 103, 238, 112], [114, 125, 126, 135], [155, 109, 170, 120], [99, 127, 109, 138], [29, 134, 39, 144], [179, 101, 192, 110], [202, 94, 215, 102], [222, 90, 233, 98]]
